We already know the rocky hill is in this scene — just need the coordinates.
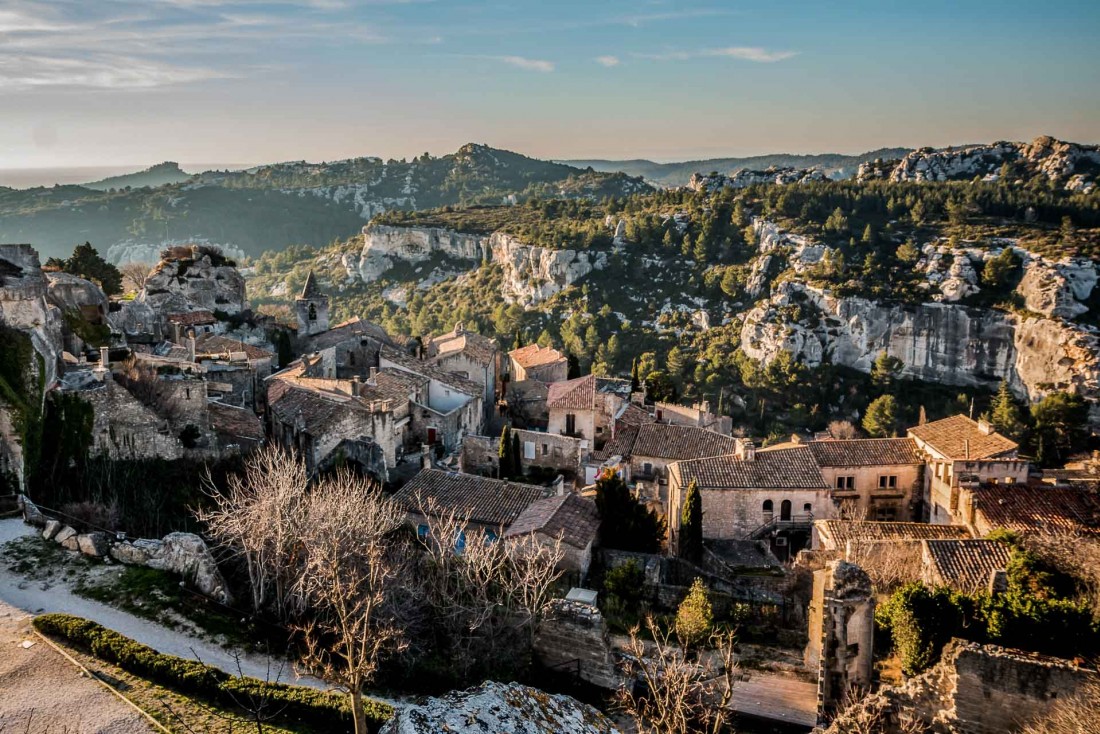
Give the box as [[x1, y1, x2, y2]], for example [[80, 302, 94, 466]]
[[0, 145, 651, 263], [81, 162, 194, 191]]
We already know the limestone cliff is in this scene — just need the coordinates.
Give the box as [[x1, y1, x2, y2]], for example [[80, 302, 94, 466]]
[[138, 246, 248, 315], [690, 166, 826, 192], [352, 224, 607, 307]]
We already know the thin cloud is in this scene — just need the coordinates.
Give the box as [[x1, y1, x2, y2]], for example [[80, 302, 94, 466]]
[[472, 55, 554, 72], [595, 55, 620, 67], [0, 53, 230, 89], [638, 46, 798, 63]]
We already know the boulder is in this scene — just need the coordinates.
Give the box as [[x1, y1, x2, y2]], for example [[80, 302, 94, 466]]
[[379, 681, 621, 734], [109, 538, 162, 566], [145, 532, 231, 604], [53, 526, 77, 546], [42, 519, 62, 540], [76, 532, 111, 557], [19, 495, 48, 527]]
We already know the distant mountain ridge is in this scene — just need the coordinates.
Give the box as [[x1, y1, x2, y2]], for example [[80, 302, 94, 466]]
[[561, 148, 914, 187], [82, 161, 194, 191]]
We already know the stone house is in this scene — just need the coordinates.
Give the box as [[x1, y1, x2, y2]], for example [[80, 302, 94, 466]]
[[207, 401, 265, 454], [667, 441, 831, 559], [300, 317, 392, 379], [907, 415, 1028, 525], [424, 323, 499, 421], [627, 423, 738, 500], [507, 344, 568, 384], [193, 334, 275, 411], [812, 519, 971, 553], [391, 468, 549, 542], [460, 427, 586, 482], [503, 379, 550, 429], [653, 400, 732, 435], [546, 374, 631, 446], [504, 492, 600, 580], [956, 482, 1100, 537], [166, 310, 218, 343], [380, 345, 484, 449], [804, 438, 924, 522], [920, 538, 1013, 594]]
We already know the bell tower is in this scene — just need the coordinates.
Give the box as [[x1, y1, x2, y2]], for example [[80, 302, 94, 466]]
[[295, 270, 329, 336]]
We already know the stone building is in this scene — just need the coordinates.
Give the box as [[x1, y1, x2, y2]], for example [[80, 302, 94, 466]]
[[424, 323, 499, 421], [546, 374, 632, 446], [380, 345, 484, 448], [957, 481, 1100, 537], [623, 423, 738, 500], [805, 560, 875, 714], [300, 317, 392, 379], [908, 415, 1028, 525], [805, 438, 924, 522], [295, 270, 329, 337], [504, 492, 600, 579], [920, 538, 1013, 594], [507, 344, 568, 384], [460, 427, 586, 482], [812, 519, 971, 553], [652, 399, 732, 435]]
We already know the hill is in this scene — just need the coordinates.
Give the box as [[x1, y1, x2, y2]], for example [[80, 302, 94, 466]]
[[81, 162, 194, 191], [561, 148, 913, 187]]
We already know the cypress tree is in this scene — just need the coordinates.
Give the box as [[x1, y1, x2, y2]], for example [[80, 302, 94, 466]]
[[511, 432, 522, 480], [679, 480, 703, 564], [498, 424, 513, 478]]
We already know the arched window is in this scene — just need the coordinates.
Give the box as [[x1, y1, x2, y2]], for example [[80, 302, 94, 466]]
[[803, 502, 813, 514], [780, 499, 792, 521], [308, 302, 317, 321], [762, 499, 773, 513]]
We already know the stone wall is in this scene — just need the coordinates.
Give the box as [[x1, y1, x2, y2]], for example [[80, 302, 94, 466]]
[[533, 599, 619, 689]]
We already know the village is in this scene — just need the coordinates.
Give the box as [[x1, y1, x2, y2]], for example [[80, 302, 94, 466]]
[[2, 239, 1099, 734]]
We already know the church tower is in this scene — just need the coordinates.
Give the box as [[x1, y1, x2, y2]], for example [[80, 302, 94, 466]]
[[295, 270, 329, 336]]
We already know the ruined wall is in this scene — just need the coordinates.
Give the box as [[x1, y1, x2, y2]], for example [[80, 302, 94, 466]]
[[533, 600, 620, 690]]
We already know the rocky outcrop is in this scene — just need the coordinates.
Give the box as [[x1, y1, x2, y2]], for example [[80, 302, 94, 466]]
[[379, 681, 621, 734], [110, 532, 230, 603], [354, 224, 607, 307], [1016, 256, 1097, 319], [45, 272, 108, 316], [106, 240, 247, 266], [689, 167, 826, 192], [741, 282, 1100, 421], [138, 247, 247, 315], [857, 136, 1100, 190]]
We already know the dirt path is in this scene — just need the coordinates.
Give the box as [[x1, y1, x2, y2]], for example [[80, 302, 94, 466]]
[[0, 598, 156, 733]]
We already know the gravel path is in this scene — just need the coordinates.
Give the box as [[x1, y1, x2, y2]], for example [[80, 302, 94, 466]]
[[0, 518, 326, 691], [0, 598, 155, 733]]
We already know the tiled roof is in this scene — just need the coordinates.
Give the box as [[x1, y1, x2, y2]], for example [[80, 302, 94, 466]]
[[392, 469, 547, 527], [616, 402, 655, 428], [166, 310, 216, 326], [268, 381, 368, 434], [674, 446, 828, 489], [547, 375, 596, 410], [807, 438, 922, 467], [970, 484, 1100, 536], [427, 325, 498, 366], [631, 424, 737, 461], [194, 334, 273, 361], [208, 401, 265, 442], [509, 344, 567, 369], [360, 367, 427, 403], [814, 520, 972, 549], [504, 492, 599, 549], [380, 345, 483, 397], [590, 425, 638, 463], [924, 539, 1012, 594], [305, 317, 391, 352], [908, 415, 1017, 460]]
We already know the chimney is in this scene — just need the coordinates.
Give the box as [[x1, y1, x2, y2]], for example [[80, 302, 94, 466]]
[[977, 419, 994, 436], [964, 439, 971, 460], [552, 475, 565, 496], [420, 443, 432, 470], [368, 366, 378, 385], [99, 346, 109, 369], [187, 334, 196, 363], [350, 375, 361, 396], [737, 438, 756, 461]]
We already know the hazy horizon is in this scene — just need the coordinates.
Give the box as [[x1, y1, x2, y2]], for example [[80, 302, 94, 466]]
[[2, 0, 1098, 171]]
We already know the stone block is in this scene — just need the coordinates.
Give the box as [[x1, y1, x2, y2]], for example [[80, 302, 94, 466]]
[[42, 519, 62, 540], [77, 532, 110, 557], [54, 526, 77, 546]]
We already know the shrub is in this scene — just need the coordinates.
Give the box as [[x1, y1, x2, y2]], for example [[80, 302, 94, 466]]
[[675, 578, 714, 649], [33, 613, 392, 731]]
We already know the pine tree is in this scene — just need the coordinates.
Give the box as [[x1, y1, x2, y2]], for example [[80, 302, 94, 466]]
[[498, 424, 513, 478], [679, 480, 703, 564], [990, 380, 1025, 439], [871, 351, 904, 393], [674, 578, 713, 649], [863, 395, 899, 437]]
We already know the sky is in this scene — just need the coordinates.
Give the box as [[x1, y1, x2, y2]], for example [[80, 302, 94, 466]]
[[1, 0, 1099, 170]]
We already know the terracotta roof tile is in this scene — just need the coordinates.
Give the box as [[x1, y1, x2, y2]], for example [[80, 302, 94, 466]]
[[393, 469, 548, 527], [208, 401, 265, 442], [970, 484, 1100, 536], [381, 345, 483, 397], [807, 438, 922, 467], [503, 493, 599, 549], [631, 424, 737, 461], [305, 317, 391, 352], [924, 539, 1012, 594], [547, 374, 596, 411], [194, 334, 273, 361], [509, 344, 567, 369], [590, 425, 638, 462], [166, 310, 216, 326], [616, 402, 655, 429], [814, 520, 972, 550], [908, 415, 1017, 460], [674, 446, 827, 489], [427, 325, 498, 366]]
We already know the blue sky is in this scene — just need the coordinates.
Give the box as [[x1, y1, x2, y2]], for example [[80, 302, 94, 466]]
[[2, 0, 1098, 168]]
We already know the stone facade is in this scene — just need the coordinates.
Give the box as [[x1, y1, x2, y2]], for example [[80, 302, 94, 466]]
[[533, 600, 619, 690], [806, 561, 875, 715], [460, 428, 585, 479]]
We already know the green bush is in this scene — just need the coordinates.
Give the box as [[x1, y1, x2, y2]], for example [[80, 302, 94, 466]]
[[33, 613, 392, 731]]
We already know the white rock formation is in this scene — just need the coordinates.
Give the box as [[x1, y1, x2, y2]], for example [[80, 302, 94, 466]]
[[110, 532, 230, 603], [689, 167, 826, 192], [379, 681, 621, 734], [1016, 256, 1097, 319], [138, 249, 248, 315], [106, 240, 246, 266], [46, 272, 108, 316]]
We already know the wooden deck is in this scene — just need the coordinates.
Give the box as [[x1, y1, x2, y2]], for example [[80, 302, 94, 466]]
[[730, 672, 819, 729]]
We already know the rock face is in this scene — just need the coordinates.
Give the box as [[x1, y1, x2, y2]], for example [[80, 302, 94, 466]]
[[740, 281, 1100, 421], [138, 248, 247, 315], [1016, 256, 1097, 319], [354, 224, 607, 307], [857, 135, 1100, 191], [106, 240, 247, 266], [45, 272, 108, 316], [379, 681, 621, 734], [689, 167, 826, 192], [110, 532, 230, 603]]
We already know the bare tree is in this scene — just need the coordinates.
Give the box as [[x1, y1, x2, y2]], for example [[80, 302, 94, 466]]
[[824, 686, 929, 734], [293, 470, 408, 734], [616, 616, 738, 734], [845, 540, 924, 593], [1021, 679, 1100, 734], [828, 420, 861, 440], [1021, 532, 1100, 617], [119, 261, 155, 294]]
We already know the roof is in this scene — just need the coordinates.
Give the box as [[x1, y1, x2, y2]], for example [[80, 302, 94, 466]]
[[427, 324, 498, 366], [631, 424, 737, 461], [166, 310, 216, 326], [299, 270, 324, 299], [547, 374, 596, 410], [590, 425, 638, 463], [807, 438, 922, 467], [908, 415, 1018, 460], [970, 484, 1100, 536], [305, 317, 391, 352], [924, 539, 1012, 594], [208, 401, 265, 443], [616, 402, 656, 429], [359, 367, 428, 403], [380, 345, 483, 398], [194, 334, 274, 361], [673, 446, 828, 490], [392, 469, 547, 527], [503, 493, 599, 549], [814, 520, 972, 549], [509, 344, 567, 370]]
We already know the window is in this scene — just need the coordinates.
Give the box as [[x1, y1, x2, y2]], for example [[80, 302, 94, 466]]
[[308, 303, 317, 321], [417, 524, 429, 539], [565, 413, 576, 435], [762, 500, 773, 514], [542, 443, 549, 455], [454, 530, 467, 553], [835, 475, 855, 490], [874, 504, 898, 522], [878, 475, 898, 489], [184, 388, 191, 400], [484, 529, 497, 544], [780, 500, 792, 521], [803, 503, 812, 513], [523, 441, 535, 460], [643, 462, 653, 475]]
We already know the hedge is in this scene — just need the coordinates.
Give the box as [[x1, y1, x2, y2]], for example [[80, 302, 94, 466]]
[[33, 614, 392, 732]]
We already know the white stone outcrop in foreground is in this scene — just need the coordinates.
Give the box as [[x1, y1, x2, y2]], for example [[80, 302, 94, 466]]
[[380, 681, 621, 734]]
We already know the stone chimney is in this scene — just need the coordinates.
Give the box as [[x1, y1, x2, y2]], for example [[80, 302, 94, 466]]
[[421, 443, 432, 470], [736, 438, 756, 461], [350, 375, 361, 396], [368, 366, 378, 385], [977, 418, 995, 435], [187, 334, 196, 363], [551, 475, 565, 496], [99, 346, 109, 369]]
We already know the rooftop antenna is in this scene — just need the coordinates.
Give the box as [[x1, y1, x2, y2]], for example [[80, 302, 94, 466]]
[[969, 397, 975, 419]]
